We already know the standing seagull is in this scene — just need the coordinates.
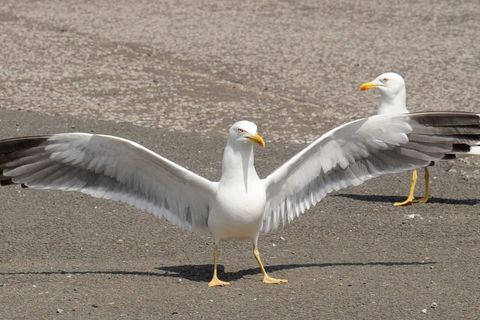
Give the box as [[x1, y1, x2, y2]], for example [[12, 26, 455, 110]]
[[1, 113, 480, 286], [360, 72, 479, 206]]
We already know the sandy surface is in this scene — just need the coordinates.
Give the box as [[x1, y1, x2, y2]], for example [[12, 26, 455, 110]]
[[1, 0, 479, 143], [0, 1, 479, 319]]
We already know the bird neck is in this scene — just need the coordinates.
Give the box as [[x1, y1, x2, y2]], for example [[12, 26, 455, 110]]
[[377, 88, 408, 115], [220, 140, 258, 190]]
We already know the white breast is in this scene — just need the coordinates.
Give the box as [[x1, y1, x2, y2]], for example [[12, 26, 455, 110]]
[[209, 177, 266, 240]]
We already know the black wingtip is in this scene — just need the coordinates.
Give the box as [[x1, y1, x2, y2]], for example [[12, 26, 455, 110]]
[[0, 178, 14, 186], [452, 144, 471, 153], [410, 112, 480, 127], [0, 136, 50, 188], [0, 136, 50, 154], [442, 154, 457, 160]]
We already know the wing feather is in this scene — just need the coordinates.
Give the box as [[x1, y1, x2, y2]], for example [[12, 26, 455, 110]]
[[262, 112, 480, 233], [0, 133, 217, 231]]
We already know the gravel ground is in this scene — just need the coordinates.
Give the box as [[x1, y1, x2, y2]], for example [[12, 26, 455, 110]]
[[0, 1, 479, 319], [0, 0, 479, 143]]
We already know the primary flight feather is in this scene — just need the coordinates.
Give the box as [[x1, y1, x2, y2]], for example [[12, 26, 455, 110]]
[[1, 113, 479, 286]]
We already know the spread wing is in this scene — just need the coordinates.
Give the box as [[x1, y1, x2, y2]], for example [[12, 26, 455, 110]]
[[262, 112, 480, 233], [0, 133, 217, 231]]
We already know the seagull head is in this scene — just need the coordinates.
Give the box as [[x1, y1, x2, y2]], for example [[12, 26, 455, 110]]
[[228, 120, 265, 147], [359, 72, 408, 114], [359, 72, 405, 96]]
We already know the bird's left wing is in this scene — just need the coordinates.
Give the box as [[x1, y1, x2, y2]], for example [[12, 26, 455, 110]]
[[0, 133, 217, 231], [261, 112, 480, 233]]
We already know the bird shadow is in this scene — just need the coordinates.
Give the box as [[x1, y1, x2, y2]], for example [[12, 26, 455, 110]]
[[0, 261, 435, 283], [334, 193, 480, 206], [154, 261, 436, 282]]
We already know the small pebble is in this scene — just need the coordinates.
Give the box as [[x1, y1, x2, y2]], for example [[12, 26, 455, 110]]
[[431, 302, 437, 309], [56, 308, 64, 314], [405, 214, 421, 219], [421, 309, 427, 314]]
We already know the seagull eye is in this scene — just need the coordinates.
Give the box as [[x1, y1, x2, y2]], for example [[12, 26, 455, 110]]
[[237, 128, 246, 134], [383, 78, 388, 81]]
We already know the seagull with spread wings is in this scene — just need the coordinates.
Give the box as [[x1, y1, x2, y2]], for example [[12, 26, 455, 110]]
[[360, 72, 480, 206], [1, 112, 479, 286]]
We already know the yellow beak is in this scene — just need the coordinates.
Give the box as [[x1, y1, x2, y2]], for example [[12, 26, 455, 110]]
[[359, 81, 378, 91], [247, 133, 266, 147]]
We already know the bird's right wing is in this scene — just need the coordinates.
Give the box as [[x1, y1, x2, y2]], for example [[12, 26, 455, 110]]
[[261, 112, 480, 233], [0, 133, 218, 232]]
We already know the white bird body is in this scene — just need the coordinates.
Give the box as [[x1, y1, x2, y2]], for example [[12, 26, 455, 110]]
[[210, 185, 265, 240], [210, 140, 266, 240]]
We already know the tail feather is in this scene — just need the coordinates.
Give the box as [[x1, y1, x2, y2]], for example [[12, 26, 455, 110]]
[[467, 146, 480, 155]]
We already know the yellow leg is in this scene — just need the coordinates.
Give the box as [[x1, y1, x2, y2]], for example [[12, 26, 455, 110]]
[[253, 244, 288, 284], [208, 245, 230, 287], [393, 169, 418, 207], [414, 167, 430, 204]]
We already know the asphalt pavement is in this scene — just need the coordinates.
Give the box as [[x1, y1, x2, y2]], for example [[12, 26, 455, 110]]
[[0, 1, 479, 319]]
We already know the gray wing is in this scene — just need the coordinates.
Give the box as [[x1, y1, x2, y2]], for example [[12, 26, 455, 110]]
[[261, 112, 480, 233], [0, 133, 217, 231]]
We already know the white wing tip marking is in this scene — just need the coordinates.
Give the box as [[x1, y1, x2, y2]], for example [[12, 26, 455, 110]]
[[468, 146, 480, 155]]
